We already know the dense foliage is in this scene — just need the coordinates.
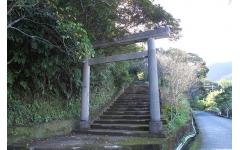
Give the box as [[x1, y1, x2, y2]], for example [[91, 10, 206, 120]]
[[215, 86, 232, 116], [7, 0, 181, 127], [195, 78, 232, 117]]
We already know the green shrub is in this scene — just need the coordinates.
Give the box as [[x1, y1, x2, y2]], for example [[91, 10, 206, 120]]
[[7, 97, 81, 127], [7, 78, 121, 127], [204, 106, 221, 114], [163, 98, 191, 132]]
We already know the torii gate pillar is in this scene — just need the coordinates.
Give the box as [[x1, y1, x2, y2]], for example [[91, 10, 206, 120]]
[[147, 38, 162, 133], [79, 54, 90, 129]]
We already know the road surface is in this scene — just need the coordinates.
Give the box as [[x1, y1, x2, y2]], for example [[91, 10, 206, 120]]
[[194, 111, 232, 150]]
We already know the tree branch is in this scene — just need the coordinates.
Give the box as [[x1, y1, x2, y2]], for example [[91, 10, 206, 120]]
[[17, 2, 39, 8], [8, 26, 75, 58], [7, 0, 21, 14], [7, 14, 25, 28], [7, 57, 14, 65], [20, 18, 78, 59]]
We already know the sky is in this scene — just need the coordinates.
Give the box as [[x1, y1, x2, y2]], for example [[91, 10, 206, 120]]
[[152, 0, 239, 66]]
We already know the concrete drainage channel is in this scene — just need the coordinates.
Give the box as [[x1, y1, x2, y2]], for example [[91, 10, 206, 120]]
[[175, 115, 197, 150]]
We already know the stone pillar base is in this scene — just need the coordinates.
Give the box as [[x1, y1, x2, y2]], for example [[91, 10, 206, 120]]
[[79, 120, 90, 130], [149, 120, 163, 134]]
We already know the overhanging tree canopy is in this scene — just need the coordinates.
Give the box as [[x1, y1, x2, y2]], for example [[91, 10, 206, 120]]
[[7, 0, 182, 99]]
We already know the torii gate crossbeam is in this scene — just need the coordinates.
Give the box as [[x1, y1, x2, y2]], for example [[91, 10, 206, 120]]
[[79, 27, 170, 134]]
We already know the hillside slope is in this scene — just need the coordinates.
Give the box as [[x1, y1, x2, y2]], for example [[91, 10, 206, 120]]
[[206, 61, 232, 82]]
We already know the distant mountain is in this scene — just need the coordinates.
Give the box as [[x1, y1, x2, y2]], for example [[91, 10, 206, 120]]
[[206, 61, 232, 82]]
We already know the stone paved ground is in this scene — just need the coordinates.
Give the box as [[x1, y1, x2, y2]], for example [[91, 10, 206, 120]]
[[194, 111, 232, 150], [7, 133, 168, 150], [8, 134, 127, 149]]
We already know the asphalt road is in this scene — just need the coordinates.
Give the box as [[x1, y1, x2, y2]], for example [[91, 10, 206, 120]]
[[194, 111, 232, 150]]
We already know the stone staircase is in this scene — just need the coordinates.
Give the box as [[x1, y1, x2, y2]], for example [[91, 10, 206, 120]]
[[75, 81, 165, 137]]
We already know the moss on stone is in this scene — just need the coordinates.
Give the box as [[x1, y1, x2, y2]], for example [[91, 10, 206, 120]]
[[117, 137, 167, 146]]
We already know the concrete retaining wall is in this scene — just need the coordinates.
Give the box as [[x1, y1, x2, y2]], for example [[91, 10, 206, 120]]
[[166, 119, 194, 150], [7, 119, 78, 144]]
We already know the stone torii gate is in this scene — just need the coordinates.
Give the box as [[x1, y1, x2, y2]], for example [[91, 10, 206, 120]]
[[80, 27, 170, 134]]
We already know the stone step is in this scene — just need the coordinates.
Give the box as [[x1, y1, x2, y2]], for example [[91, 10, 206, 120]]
[[112, 101, 150, 105], [126, 84, 149, 87], [117, 97, 150, 101], [118, 94, 149, 98], [75, 129, 148, 137], [117, 98, 149, 101], [118, 93, 149, 96], [94, 119, 150, 124], [94, 119, 167, 125], [115, 98, 149, 101], [115, 98, 150, 102], [123, 91, 149, 94], [73, 129, 165, 137], [99, 115, 150, 120], [106, 107, 150, 111], [91, 124, 149, 131], [110, 104, 150, 109], [125, 88, 149, 91], [103, 111, 149, 115], [115, 99, 149, 102], [113, 102, 149, 105], [112, 101, 149, 104], [110, 105, 149, 108], [111, 102, 149, 105]]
